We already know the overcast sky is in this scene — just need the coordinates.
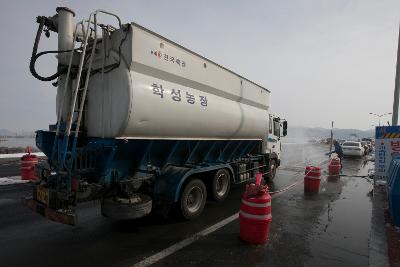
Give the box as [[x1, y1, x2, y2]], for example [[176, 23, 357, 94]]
[[0, 0, 399, 132]]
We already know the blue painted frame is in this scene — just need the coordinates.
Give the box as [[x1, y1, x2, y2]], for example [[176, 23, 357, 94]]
[[36, 130, 262, 202]]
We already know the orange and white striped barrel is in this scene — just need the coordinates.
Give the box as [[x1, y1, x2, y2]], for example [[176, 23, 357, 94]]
[[20, 146, 38, 181], [328, 157, 341, 175], [239, 185, 272, 244], [304, 166, 321, 193]]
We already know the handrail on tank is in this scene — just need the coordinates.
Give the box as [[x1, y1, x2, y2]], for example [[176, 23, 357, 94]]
[[76, 10, 122, 40], [57, 9, 122, 134], [57, 20, 85, 129], [62, 14, 97, 168], [72, 13, 99, 137], [68, 10, 122, 170], [67, 9, 121, 139], [53, 9, 123, 192], [94, 9, 122, 29], [50, 20, 85, 163], [59, 12, 98, 190], [55, 10, 121, 139]]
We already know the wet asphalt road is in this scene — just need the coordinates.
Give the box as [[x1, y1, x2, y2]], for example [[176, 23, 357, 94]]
[[0, 159, 24, 177], [0, 144, 374, 267]]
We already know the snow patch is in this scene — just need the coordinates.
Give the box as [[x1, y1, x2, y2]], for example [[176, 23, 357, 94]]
[[0, 152, 45, 159], [0, 176, 29, 186]]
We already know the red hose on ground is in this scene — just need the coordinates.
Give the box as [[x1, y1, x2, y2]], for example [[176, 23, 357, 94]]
[[268, 166, 373, 196], [268, 161, 327, 196], [269, 179, 304, 196]]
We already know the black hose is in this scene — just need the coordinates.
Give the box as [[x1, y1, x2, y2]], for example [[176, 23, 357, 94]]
[[29, 17, 69, 81], [30, 17, 129, 82]]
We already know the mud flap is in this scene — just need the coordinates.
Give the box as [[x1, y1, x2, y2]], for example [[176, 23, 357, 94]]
[[22, 198, 76, 226]]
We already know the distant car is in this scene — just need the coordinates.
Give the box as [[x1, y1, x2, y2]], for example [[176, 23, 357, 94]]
[[362, 138, 374, 149], [342, 141, 365, 158], [360, 141, 369, 154]]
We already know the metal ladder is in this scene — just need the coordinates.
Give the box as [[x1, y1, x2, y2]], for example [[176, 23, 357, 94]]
[[50, 10, 122, 190]]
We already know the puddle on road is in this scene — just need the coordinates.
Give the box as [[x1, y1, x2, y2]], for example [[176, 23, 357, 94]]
[[305, 160, 373, 267]]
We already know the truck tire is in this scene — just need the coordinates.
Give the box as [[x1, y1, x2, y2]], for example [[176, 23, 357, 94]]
[[268, 159, 277, 181], [211, 169, 231, 202], [101, 194, 152, 220], [180, 179, 207, 220]]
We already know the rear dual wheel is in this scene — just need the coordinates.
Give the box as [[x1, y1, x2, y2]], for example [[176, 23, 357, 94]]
[[180, 169, 231, 220], [180, 179, 207, 220], [211, 169, 231, 202]]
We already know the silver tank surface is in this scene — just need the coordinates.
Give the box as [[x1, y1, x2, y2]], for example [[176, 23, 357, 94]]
[[56, 7, 74, 123], [85, 23, 270, 140]]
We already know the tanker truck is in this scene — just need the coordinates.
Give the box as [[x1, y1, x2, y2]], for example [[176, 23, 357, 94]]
[[24, 7, 287, 225]]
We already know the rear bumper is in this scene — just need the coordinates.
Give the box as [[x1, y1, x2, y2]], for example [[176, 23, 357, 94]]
[[343, 150, 363, 157], [22, 198, 76, 226]]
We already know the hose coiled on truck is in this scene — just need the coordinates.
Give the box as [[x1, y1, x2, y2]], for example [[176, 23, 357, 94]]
[[29, 16, 72, 82], [30, 16, 129, 82]]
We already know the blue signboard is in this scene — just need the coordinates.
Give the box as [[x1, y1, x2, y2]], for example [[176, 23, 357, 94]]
[[376, 126, 400, 139], [375, 126, 400, 180]]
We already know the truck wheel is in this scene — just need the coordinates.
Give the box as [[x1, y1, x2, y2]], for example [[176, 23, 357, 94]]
[[180, 179, 207, 220], [211, 169, 231, 202], [268, 159, 277, 181]]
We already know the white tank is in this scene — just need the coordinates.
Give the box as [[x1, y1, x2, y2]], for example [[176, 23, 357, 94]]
[[85, 23, 270, 140]]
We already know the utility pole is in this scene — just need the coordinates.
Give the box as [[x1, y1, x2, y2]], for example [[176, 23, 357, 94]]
[[329, 121, 333, 159], [392, 24, 400, 126]]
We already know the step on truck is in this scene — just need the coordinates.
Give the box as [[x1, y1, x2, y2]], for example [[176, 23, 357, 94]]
[[25, 7, 288, 225]]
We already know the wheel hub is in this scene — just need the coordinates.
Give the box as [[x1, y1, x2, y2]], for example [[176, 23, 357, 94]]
[[270, 163, 276, 179], [186, 186, 203, 213], [216, 174, 228, 197]]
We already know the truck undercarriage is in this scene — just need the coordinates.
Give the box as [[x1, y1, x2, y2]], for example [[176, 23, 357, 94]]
[[24, 130, 274, 225]]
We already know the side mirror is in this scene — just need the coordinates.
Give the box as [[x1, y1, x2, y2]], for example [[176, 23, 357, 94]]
[[282, 121, 288, 136]]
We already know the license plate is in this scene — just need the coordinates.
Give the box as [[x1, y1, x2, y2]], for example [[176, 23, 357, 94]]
[[36, 186, 49, 205]]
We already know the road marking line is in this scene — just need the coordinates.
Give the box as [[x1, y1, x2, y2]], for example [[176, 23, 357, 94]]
[[131, 180, 303, 267], [132, 212, 239, 267], [133, 159, 329, 266]]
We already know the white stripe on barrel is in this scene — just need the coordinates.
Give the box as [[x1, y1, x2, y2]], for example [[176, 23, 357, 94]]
[[239, 210, 272, 220], [241, 199, 271, 208]]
